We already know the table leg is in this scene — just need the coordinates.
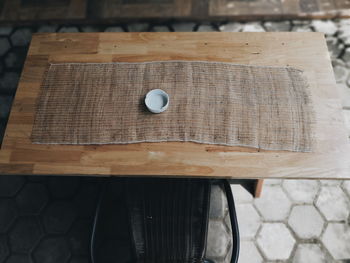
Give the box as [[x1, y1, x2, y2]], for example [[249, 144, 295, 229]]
[[228, 179, 264, 198], [254, 179, 264, 198]]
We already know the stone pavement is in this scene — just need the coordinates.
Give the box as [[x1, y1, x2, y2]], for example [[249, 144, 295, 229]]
[[0, 20, 350, 263], [0, 175, 101, 263], [233, 180, 350, 262]]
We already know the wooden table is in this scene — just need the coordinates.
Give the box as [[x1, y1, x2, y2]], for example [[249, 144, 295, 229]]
[[2, 0, 350, 23], [0, 32, 349, 180]]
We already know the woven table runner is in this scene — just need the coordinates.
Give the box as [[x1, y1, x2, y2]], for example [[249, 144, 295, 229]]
[[31, 61, 314, 152]]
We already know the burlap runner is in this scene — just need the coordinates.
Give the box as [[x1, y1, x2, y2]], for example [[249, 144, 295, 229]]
[[31, 61, 314, 151]]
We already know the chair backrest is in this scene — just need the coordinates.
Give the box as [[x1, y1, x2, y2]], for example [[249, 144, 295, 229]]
[[126, 178, 211, 263], [91, 178, 240, 263]]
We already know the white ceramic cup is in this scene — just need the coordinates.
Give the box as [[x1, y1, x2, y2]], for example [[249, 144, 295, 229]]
[[145, 89, 169, 114]]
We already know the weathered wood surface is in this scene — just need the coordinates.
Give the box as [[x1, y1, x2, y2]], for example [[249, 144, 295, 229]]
[[2, 0, 350, 22], [0, 0, 86, 21], [1, 32, 349, 179]]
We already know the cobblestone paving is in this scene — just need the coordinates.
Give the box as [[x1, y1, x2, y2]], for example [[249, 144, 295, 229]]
[[0, 175, 101, 263], [0, 20, 350, 263], [233, 180, 350, 262]]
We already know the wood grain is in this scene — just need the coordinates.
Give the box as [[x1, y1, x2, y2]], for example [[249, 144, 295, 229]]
[[87, 0, 191, 19], [1, 32, 349, 179], [2, 0, 350, 22], [0, 0, 86, 21]]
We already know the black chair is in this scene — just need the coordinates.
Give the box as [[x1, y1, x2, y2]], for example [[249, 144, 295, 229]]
[[91, 178, 239, 263]]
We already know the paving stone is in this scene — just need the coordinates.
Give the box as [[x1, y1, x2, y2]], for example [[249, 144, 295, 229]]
[[292, 20, 311, 25], [242, 23, 265, 32], [172, 22, 195, 32], [327, 37, 344, 60], [43, 201, 77, 234], [254, 185, 292, 221], [333, 57, 346, 68], [263, 179, 282, 185], [0, 199, 17, 233], [291, 25, 313, 32], [0, 72, 20, 94], [282, 180, 319, 204], [343, 110, 350, 137], [209, 185, 227, 219], [16, 183, 49, 214], [346, 74, 350, 88], [4, 49, 27, 69], [311, 20, 338, 35], [342, 46, 350, 64], [333, 64, 348, 83], [236, 203, 261, 240], [343, 180, 350, 197], [206, 220, 231, 259], [219, 22, 242, 32], [37, 25, 58, 33], [48, 177, 80, 199], [33, 237, 71, 263], [256, 223, 295, 260], [336, 83, 350, 108], [0, 235, 9, 263], [321, 223, 350, 260], [104, 26, 124, 32], [338, 19, 350, 45], [58, 26, 79, 33], [127, 23, 149, 32], [74, 183, 99, 218], [10, 28, 32, 46], [68, 219, 91, 256], [230, 184, 253, 204], [80, 26, 100, 33], [316, 185, 350, 221], [197, 24, 217, 32], [320, 180, 342, 186], [0, 37, 10, 56], [292, 244, 327, 263], [151, 25, 170, 32], [0, 175, 24, 197], [264, 21, 291, 32], [288, 205, 324, 239], [223, 211, 231, 240], [238, 241, 263, 263], [9, 217, 43, 253], [0, 26, 12, 35], [5, 254, 31, 263], [0, 96, 13, 119]]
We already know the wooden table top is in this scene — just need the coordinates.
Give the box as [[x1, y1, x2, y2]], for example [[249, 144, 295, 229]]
[[1, 32, 349, 179]]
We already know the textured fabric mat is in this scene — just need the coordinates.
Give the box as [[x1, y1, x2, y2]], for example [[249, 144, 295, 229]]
[[31, 61, 314, 151]]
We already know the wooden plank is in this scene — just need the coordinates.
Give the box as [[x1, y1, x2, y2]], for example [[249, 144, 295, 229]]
[[209, 0, 283, 17], [2, 0, 350, 22], [30, 33, 99, 55], [254, 180, 264, 198], [208, 0, 350, 19], [1, 32, 349, 179], [0, 0, 86, 21], [0, 164, 34, 174], [191, 0, 209, 17], [87, 0, 191, 19]]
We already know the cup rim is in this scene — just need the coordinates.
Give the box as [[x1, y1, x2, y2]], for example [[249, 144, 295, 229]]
[[145, 89, 169, 113]]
